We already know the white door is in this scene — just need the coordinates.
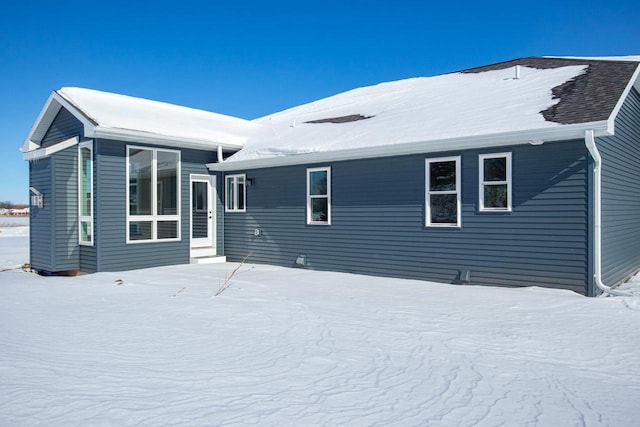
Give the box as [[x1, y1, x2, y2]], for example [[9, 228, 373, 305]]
[[190, 174, 215, 250]]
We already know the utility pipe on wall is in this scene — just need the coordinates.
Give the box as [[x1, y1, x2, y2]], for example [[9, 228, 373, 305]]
[[584, 130, 632, 297]]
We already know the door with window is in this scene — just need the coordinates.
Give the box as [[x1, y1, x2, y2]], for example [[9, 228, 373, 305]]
[[190, 175, 215, 250]]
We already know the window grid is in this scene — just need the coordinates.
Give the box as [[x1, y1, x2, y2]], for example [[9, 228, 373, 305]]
[[479, 152, 512, 212], [126, 146, 181, 243], [78, 141, 93, 245], [225, 174, 246, 212], [307, 167, 331, 225], [426, 156, 461, 227]]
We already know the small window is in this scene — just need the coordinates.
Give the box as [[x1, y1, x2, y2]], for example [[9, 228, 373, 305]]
[[225, 174, 246, 212], [479, 153, 512, 211], [78, 141, 93, 245], [426, 157, 461, 227], [307, 167, 331, 225]]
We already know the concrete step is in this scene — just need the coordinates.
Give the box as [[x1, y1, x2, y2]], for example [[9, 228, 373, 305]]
[[191, 256, 227, 265], [190, 247, 217, 258]]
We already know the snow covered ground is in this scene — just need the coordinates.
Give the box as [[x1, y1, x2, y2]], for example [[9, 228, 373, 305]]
[[1, 220, 639, 426]]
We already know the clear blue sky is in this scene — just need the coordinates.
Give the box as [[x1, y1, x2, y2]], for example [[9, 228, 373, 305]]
[[1, 0, 638, 203]]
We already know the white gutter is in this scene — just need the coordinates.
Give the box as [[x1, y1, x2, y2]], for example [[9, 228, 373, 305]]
[[88, 128, 245, 152], [208, 121, 610, 171], [584, 130, 632, 297]]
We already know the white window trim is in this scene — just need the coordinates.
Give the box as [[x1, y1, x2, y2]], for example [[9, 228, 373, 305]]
[[225, 174, 246, 212], [425, 156, 461, 227], [125, 145, 181, 244], [78, 140, 93, 246], [479, 152, 512, 212], [307, 166, 331, 225]]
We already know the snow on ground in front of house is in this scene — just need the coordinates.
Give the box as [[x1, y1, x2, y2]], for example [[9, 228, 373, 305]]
[[1, 225, 640, 425], [229, 65, 588, 162], [0, 217, 28, 270]]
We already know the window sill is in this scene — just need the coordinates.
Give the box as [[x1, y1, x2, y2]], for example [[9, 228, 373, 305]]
[[126, 238, 182, 244], [478, 208, 512, 213]]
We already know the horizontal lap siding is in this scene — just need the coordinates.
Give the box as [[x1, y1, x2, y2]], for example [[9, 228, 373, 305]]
[[52, 147, 79, 270], [29, 159, 53, 270], [225, 141, 589, 294], [598, 88, 640, 287], [30, 108, 85, 272], [41, 108, 83, 147], [96, 141, 216, 271]]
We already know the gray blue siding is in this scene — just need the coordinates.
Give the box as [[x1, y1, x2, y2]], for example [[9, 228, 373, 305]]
[[29, 158, 53, 270], [41, 108, 84, 147], [29, 106, 85, 272], [52, 146, 79, 270], [95, 140, 217, 271], [28, 146, 80, 272], [597, 87, 640, 290], [224, 140, 590, 294]]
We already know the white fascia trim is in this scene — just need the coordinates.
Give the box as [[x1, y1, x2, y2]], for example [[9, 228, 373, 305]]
[[22, 136, 79, 161], [89, 127, 245, 152], [21, 93, 61, 152], [207, 121, 610, 171], [21, 91, 97, 153], [606, 63, 640, 134]]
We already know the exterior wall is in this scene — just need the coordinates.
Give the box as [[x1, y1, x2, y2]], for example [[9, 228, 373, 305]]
[[597, 87, 640, 289], [41, 108, 84, 147], [29, 157, 53, 270], [224, 140, 590, 294], [95, 140, 217, 271], [29, 108, 84, 273], [52, 146, 80, 270]]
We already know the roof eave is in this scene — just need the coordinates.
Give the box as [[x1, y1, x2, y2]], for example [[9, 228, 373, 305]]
[[207, 121, 610, 171], [89, 127, 245, 151]]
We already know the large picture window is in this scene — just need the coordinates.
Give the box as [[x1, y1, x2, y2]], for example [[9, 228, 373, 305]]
[[225, 174, 246, 212], [78, 141, 93, 245], [426, 156, 461, 227], [479, 152, 512, 211], [307, 167, 331, 225], [127, 146, 180, 242]]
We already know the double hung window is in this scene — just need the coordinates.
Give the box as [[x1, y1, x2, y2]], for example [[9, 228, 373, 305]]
[[479, 153, 512, 211], [225, 174, 246, 212], [307, 167, 331, 225], [426, 157, 461, 227], [78, 141, 93, 245], [127, 146, 180, 242]]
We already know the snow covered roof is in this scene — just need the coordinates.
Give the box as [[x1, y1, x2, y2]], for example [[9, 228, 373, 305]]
[[211, 56, 640, 170], [21, 56, 640, 167], [22, 87, 258, 154]]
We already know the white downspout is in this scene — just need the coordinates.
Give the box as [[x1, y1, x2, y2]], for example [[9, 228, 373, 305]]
[[217, 145, 224, 163], [584, 130, 632, 297]]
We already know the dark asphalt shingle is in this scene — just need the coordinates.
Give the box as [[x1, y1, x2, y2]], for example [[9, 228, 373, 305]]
[[462, 57, 639, 124]]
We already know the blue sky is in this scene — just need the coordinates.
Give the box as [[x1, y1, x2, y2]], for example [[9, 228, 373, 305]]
[[1, 0, 638, 203]]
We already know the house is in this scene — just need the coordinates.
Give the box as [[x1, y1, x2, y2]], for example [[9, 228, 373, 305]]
[[22, 56, 640, 296]]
